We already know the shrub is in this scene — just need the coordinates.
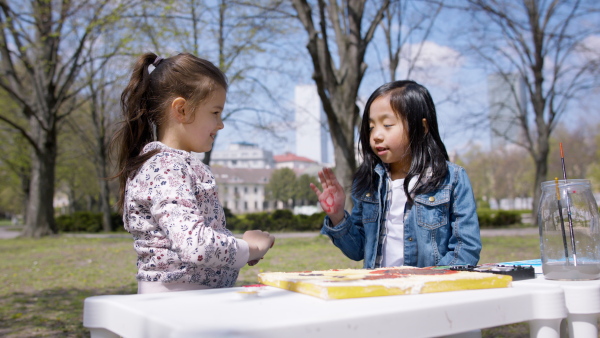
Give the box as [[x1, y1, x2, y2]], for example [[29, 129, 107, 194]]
[[297, 212, 326, 231], [111, 213, 125, 232], [477, 209, 523, 228], [244, 212, 274, 231], [224, 209, 325, 232], [55, 214, 75, 232], [271, 209, 297, 231], [56, 208, 527, 233], [56, 212, 125, 233], [55, 211, 102, 232]]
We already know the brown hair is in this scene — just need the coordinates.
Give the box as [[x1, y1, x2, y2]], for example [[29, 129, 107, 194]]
[[112, 52, 228, 212]]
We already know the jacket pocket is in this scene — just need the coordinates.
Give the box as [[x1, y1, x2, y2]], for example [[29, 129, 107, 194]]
[[414, 187, 451, 230], [357, 192, 379, 223]]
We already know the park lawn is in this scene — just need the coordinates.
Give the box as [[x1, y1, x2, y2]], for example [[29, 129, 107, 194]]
[[0, 234, 540, 337]]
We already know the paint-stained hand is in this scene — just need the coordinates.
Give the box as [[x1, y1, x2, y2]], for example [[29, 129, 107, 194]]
[[310, 167, 346, 226]]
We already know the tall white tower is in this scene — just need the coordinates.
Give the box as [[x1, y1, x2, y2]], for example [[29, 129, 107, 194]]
[[295, 84, 329, 165], [487, 73, 527, 149]]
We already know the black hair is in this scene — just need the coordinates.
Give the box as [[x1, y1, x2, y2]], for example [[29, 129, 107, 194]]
[[353, 80, 449, 203]]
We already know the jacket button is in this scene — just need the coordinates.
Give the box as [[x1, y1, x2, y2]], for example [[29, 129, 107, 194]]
[[429, 196, 435, 202], [366, 193, 371, 197], [408, 237, 413, 241]]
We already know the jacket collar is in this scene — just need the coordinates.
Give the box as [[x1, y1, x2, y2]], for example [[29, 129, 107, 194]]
[[374, 162, 434, 195], [142, 141, 190, 158]]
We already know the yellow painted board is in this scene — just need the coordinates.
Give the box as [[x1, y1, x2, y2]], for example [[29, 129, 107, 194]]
[[258, 267, 512, 300]]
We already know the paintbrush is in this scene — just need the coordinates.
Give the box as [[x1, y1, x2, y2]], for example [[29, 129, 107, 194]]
[[560, 143, 577, 266], [554, 177, 569, 263]]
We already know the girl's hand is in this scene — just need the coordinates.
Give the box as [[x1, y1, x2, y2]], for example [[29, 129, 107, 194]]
[[310, 167, 346, 225], [243, 230, 275, 263]]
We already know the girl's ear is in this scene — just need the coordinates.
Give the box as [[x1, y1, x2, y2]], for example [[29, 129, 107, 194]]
[[422, 118, 429, 135], [170, 97, 188, 123]]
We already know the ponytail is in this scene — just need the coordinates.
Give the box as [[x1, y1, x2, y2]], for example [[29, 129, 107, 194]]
[[112, 53, 162, 213]]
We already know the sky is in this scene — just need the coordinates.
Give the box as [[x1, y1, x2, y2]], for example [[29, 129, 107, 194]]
[[213, 3, 600, 161]]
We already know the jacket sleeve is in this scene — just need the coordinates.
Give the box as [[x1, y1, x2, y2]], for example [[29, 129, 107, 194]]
[[437, 166, 481, 266], [143, 156, 249, 269], [320, 194, 366, 262]]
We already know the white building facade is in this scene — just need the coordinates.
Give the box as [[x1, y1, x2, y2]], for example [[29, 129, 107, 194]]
[[212, 166, 277, 214], [211, 142, 275, 169]]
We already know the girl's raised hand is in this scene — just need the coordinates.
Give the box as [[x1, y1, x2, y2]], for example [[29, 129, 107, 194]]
[[310, 168, 346, 225]]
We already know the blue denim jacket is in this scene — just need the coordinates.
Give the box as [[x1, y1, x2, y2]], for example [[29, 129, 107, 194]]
[[321, 162, 481, 268]]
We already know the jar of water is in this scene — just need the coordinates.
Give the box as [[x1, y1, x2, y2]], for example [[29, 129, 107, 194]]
[[538, 179, 600, 280]]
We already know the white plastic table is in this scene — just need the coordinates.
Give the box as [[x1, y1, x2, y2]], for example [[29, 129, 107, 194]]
[[83, 283, 566, 338], [515, 276, 600, 338]]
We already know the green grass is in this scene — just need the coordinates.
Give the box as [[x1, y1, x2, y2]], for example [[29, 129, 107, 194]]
[[0, 219, 14, 227], [0, 234, 541, 337], [480, 236, 541, 263]]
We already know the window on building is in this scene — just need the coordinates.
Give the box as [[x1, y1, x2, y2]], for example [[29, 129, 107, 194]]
[[244, 201, 248, 210], [244, 187, 247, 193]]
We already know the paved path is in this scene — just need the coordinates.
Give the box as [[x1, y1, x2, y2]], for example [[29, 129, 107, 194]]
[[480, 227, 539, 237], [0, 227, 20, 239], [270, 228, 541, 238], [0, 227, 539, 239]]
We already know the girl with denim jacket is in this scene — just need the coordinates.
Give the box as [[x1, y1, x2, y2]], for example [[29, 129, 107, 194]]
[[311, 80, 481, 268], [113, 53, 274, 293]]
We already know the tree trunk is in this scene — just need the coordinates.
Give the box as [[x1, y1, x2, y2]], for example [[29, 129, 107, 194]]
[[19, 166, 30, 226], [290, 0, 386, 209], [531, 134, 550, 223], [98, 153, 113, 232], [21, 120, 57, 237], [326, 100, 358, 208]]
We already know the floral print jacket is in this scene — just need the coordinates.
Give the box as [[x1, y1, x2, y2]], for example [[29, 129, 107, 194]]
[[123, 142, 249, 288]]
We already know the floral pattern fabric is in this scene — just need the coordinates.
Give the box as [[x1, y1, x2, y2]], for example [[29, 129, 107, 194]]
[[124, 142, 248, 288]]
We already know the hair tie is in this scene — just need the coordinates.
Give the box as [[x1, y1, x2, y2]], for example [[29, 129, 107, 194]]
[[152, 56, 164, 67]]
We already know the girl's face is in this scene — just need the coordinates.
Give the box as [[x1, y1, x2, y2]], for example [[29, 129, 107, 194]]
[[368, 94, 411, 177], [180, 86, 226, 153]]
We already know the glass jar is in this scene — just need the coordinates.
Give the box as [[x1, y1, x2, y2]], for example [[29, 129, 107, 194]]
[[538, 179, 600, 280]]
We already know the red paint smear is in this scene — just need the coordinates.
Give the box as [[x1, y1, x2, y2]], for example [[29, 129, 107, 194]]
[[323, 196, 335, 213], [243, 284, 266, 288], [363, 268, 457, 280]]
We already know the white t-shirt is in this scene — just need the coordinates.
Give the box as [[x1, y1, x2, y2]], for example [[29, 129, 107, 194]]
[[382, 179, 407, 267]]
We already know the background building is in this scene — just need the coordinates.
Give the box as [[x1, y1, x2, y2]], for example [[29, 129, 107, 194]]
[[295, 84, 332, 166], [211, 142, 275, 169], [487, 73, 527, 149], [274, 152, 319, 171], [212, 166, 276, 214], [211, 144, 321, 214]]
